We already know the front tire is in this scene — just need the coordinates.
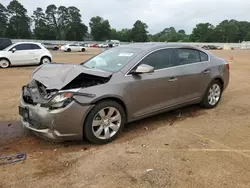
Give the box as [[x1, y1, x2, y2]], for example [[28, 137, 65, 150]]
[[201, 80, 222, 109], [81, 48, 86, 52], [84, 100, 125, 144], [67, 48, 71, 52], [0, 59, 10, 68]]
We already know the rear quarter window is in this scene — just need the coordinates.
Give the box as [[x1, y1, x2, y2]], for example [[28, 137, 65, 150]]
[[200, 51, 209, 61]]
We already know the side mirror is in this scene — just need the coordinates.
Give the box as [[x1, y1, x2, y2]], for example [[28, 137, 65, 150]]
[[131, 64, 154, 74], [12, 48, 16, 53]]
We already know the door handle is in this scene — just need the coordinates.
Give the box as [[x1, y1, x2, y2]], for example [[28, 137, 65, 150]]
[[203, 69, 211, 74], [168, 77, 178, 82]]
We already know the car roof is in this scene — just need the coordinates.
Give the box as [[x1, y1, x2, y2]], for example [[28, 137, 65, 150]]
[[119, 42, 202, 51], [13, 42, 42, 45]]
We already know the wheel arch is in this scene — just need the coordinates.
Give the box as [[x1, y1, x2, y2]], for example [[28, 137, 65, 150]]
[[91, 97, 128, 122], [40, 56, 52, 63], [0, 57, 11, 64], [212, 76, 224, 91]]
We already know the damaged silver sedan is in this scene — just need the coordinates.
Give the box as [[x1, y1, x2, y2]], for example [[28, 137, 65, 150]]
[[19, 43, 229, 144]]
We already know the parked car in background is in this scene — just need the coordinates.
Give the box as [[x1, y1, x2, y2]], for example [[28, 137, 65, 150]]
[[90, 44, 99, 48], [77, 42, 89, 47], [41, 43, 59, 51], [98, 43, 109, 48], [60, 44, 87, 52], [202, 45, 222, 50], [19, 43, 229, 144], [0, 42, 52, 68], [0, 38, 12, 50], [106, 40, 121, 47]]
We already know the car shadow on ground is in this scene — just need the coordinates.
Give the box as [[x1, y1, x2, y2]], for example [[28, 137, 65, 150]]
[[0, 62, 62, 70], [0, 105, 206, 154], [0, 64, 38, 70]]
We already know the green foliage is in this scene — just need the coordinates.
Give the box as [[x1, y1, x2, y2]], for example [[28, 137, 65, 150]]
[[244, 32, 250, 41], [32, 7, 56, 40], [150, 27, 188, 42], [190, 23, 215, 42], [178, 30, 185, 34], [0, 3, 8, 36], [64, 6, 88, 41], [44, 4, 87, 40], [189, 20, 250, 42], [6, 0, 31, 38], [1, 1, 250, 43], [131, 20, 148, 42], [89, 16, 111, 41], [118, 29, 132, 42]]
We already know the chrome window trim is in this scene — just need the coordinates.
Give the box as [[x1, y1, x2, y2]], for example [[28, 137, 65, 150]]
[[125, 47, 210, 76]]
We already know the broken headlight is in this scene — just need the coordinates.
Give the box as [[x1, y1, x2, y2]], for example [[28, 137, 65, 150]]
[[42, 92, 74, 109]]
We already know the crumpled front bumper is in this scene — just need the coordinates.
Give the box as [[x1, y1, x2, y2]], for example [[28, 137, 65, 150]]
[[19, 98, 94, 141]]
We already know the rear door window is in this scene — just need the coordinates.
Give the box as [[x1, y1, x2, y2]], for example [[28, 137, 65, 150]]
[[136, 49, 175, 70], [177, 49, 201, 65]]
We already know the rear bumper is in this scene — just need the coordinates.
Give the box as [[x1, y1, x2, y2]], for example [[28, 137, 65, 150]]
[[20, 99, 94, 141]]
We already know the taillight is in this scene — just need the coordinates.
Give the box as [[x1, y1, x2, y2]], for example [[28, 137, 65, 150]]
[[226, 63, 230, 70]]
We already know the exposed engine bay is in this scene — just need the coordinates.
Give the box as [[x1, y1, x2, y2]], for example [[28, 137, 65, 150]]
[[22, 73, 111, 105], [62, 73, 111, 90]]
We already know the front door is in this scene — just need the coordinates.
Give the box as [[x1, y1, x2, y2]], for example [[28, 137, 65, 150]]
[[126, 49, 180, 119], [8, 43, 34, 65]]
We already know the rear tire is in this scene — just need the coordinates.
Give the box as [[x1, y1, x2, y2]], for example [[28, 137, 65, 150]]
[[81, 48, 86, 52], [201, 80, 222, 109], [0, 58, 10, 68], [84, 100, 125, 144], [40, 57, 51, 65]]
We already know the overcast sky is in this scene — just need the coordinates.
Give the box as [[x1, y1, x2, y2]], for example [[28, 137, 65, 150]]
[[2, 0, 250, 34]]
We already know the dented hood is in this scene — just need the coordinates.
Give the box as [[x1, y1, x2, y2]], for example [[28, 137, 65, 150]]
[[32, 63, 112, 90]]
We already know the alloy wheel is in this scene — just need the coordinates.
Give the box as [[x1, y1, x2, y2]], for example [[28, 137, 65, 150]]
[[42, 58, 50, 64], [208, 83, 221, 106], [0, 59, 10, 68], [92, 107, 121, 140]]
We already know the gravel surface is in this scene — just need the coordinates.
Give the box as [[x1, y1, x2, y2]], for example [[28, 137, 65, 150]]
[[1, 49, 250, 188]]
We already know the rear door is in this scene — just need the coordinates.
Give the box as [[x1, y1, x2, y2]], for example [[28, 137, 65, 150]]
[[174, 48, 211, 103], [29, 44, 43, 64], [127, 48, 180, 118]]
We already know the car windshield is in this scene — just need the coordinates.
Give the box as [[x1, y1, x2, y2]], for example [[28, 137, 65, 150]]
[[83, 47, 142, 72]]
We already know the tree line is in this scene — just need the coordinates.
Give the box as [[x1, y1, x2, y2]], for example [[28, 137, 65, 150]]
[[1, 0, 250, 43]]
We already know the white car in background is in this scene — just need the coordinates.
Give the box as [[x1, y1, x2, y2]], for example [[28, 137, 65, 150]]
[[98, 43, 109, 48], [60, 44, 87, 52], [0, 42, 52, 68]]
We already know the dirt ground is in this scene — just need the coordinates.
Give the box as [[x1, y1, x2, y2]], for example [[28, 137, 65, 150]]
[[1, 49, 250, 188]]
